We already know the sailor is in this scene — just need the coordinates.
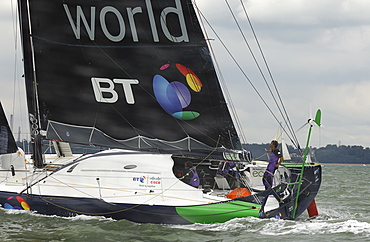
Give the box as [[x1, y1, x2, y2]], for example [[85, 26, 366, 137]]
[[217, 160, 236, 177], [263, 140, 283, 190], [182, 161, 200, 187]]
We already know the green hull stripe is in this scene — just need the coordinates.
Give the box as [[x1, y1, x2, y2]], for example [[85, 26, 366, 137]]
[[176, 200, 261, 224], [282, 163, 321, 168]]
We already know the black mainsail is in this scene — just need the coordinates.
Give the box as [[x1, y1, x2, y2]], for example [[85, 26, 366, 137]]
[[21, 0, 241, 152]]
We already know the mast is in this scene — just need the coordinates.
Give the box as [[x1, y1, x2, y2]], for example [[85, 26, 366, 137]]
[[17, 0, 43, 167]]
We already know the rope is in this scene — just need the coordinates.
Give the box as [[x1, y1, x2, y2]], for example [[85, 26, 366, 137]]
[[239, 0, 300, 148], [193, 1, 301, 150], [194, 7, 292, 144], [180, 135, 221, 181], [193, 0, 247, 146]]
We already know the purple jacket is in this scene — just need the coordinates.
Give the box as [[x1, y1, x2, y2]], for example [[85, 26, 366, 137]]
[[266, 148, 282, 173], [188, 168, 200, 187]]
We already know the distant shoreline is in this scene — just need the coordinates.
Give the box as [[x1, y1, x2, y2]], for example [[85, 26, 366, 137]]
[[318, 163, 368, 166]]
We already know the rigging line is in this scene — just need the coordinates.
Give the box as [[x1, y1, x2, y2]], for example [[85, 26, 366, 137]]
[[239, 0, 300, 148], [45, 177, 212, 203], [225, 0, 290, 140], [40, 175, 103, 199], [240, 18, 298, 149], [181, 135, 220, 182], [39, 179, 218, 216], [210, 48, 247, 145], [191, 136, 261, 204], [193, 0, 247, 145], [226, 0, 297, 148], [195, 8, 292, 141], [230, 1, 298, 149], [230, 167, 262, 204], [253, 152, 268, 160]]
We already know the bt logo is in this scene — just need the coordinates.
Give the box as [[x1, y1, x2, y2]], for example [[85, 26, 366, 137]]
[[91, 77, 139, 104], [90, 63, 203, 120], [153, 63, 202, 120], [133, 176, 146, 183]]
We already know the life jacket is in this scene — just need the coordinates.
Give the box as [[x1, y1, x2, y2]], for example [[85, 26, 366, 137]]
[[266, 148, 282, 173], [217, 161, 235, 176], [189, 168, 200, 187]]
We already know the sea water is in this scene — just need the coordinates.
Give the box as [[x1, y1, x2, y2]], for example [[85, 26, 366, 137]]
[[0, 165, 369, 241]]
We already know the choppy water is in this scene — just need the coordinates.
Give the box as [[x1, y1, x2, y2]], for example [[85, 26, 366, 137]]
[[0, 165, 369, 241]]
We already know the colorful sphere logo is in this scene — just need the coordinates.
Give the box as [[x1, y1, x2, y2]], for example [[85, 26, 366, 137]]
[[153, 64, 203, 120], [140, 176, 146, 183], [4, 196, 30, 210]]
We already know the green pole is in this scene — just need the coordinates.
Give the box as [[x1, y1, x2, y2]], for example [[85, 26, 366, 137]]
[[292, 125, 312, 218], [292, 109, 321, 219]]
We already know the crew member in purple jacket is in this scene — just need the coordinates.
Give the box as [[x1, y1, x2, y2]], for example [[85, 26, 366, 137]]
[[182, 161, 200, 187], [263, 140, 283, 190]]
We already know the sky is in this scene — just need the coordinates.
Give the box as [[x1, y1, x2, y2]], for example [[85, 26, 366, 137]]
[[1, 0, 370, 148]]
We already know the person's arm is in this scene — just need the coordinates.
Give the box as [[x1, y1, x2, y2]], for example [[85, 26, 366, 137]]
[[276, 157, 283, 167]]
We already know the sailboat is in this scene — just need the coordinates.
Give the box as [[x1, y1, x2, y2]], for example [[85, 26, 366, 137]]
[[0, 0, 321, 224]]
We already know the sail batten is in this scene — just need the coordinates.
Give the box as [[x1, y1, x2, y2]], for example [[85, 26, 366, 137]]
[[31, 36, 206, 48]]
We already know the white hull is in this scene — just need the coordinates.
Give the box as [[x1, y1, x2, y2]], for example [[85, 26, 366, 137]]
[[0, 149, 277, 205], [0, 148, 319, 223]]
